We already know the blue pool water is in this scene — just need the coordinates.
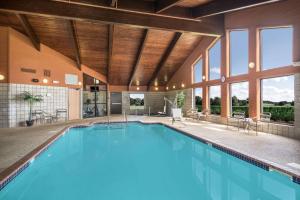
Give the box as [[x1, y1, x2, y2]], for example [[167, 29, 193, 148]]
[[0, 122, 299, 200]]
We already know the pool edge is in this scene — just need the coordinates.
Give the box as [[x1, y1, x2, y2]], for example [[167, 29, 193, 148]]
[[0, 120, 299, 191]]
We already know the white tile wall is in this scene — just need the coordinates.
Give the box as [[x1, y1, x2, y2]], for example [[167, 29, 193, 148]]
[[0, 83, 69, 127], [0, 83, 9, 128]]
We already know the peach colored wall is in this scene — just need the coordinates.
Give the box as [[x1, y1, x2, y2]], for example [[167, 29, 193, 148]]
[[0, 27, 8, 83], [167, 0, 300, 119], [68, 88, 81, 120], [3, 27, 107, 88], [8, 28, 82, 89]]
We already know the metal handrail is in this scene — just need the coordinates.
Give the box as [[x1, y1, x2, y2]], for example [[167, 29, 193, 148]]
[[123, 110, 128, 123], [107, 114, 110, 124]]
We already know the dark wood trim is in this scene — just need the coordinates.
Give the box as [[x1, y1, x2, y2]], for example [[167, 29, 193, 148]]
[[147, 32, 182, 90], [156, 0, 183, 13], [107, 24, 114, 84], [192, 0, 283, 18], [15, 14, 40, 51], [66, 20, 81, 69], [0, 0, 224, 36], [128, 29, 149, 87]]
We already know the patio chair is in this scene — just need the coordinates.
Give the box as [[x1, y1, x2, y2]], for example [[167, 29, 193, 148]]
[[197, 109, 209, 121], [247, 112, 272, 135], [186, 108, 198, 120], [53, 109, 68, 122], [41, 111, 55, 124], [32, 110, 43, 125], [227, 111, 245, 131]]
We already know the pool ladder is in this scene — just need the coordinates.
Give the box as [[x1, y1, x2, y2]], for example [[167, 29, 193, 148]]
[[123, 111, 128, 123]]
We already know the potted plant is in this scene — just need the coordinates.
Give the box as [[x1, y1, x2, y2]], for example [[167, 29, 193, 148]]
[[22, 91, 43, 126], [172, 91, 185, 120]]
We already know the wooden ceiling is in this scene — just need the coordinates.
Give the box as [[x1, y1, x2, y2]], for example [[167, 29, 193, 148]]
[[0, 0, 283, 88]]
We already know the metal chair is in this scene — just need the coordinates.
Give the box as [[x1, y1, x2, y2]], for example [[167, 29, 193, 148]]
[[248, 112, 272, 135], [227, 111, 246, 131], [186, 108, 198, 120], [32, 110, 43, 125], [54, 109, 68, 122]]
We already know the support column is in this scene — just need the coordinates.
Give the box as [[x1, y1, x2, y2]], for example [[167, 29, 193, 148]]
[[248, 27, 260, 119], [294, 24, 300, 137], [202, 50, 209, 111], [221, 35, 229, 118]]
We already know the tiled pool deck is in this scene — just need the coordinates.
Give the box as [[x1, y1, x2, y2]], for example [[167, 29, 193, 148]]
[[1, 115, 300, 181]]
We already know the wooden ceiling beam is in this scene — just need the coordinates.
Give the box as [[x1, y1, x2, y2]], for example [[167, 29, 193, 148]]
[[147, 32, 182, 90], [16, 14, 40, 51], [66, 20, 81, 69], [156, 0, 183, 13], [128, 29, 149, 87], [0, 0, 224, 36], [107, 24, 114, 84], [192, 0, 283, 18]]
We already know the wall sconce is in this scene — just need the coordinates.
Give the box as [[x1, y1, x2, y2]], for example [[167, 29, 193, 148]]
[[166, 86, 169, 90], [155, 87, 158, 91], [53, 80, 60, 84], [249, 62, 255, 69], [202, 76, 206, 80], [78, 81, 82, 86], [137, 87, 140, 91], [221, 76, 226, 83], [172, 85, 176, 89], [0, 74, 5, 81], [42, 78, 48, 84], [181, 83, 185, 88]]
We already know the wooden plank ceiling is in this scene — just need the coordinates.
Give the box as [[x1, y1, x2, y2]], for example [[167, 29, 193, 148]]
[[0, 0, 283, 87]]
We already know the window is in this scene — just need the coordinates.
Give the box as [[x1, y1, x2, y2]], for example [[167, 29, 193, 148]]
[[261, 75, 294, 123], [230, 30, 248, 76], [209, 85, 221, 115], [194, 88, 202, 112], [260, 27, 293, 70], [209, 39, 221, 80], [193, 58, 203, 83], [130, 93, 144, 110], [230, 82, 249, 116]]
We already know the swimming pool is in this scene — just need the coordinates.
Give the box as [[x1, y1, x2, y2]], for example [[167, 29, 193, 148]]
[[0, 122, 299, 199]]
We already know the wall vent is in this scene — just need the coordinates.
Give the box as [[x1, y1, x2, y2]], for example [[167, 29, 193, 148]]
[[44, 69, 51, 77], [21, 68, 36, 74]]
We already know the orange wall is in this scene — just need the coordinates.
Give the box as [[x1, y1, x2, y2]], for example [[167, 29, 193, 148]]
[[167, 0, 300, 118], [0, 27, 8, 83], [2, 27, 107, 88]]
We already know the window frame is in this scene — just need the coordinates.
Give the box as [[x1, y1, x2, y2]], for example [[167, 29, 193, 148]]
[[208, 85, 221, 115], [208, 39, 222, 81], [229, 81, 249, 116], [192, 56, 203, 84], [259, 26, 293, 71], [229, 29, 249, 76]]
